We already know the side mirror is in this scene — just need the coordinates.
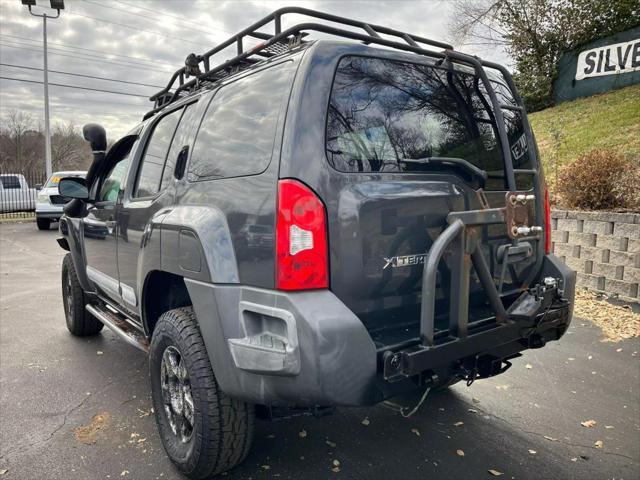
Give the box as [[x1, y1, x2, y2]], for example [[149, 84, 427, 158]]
[[82, 123, 107, 152], [59, 177, 89, 200]]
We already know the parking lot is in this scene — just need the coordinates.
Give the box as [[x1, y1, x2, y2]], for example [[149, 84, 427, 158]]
[[0, 221, 638, 480]]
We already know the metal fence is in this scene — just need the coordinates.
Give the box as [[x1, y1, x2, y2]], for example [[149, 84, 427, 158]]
[[0, 170, 47, 219]]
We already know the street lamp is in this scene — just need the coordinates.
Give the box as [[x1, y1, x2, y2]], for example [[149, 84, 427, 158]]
[[21, 0, 65, 179]]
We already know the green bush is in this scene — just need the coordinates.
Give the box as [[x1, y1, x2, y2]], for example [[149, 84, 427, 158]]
[[556, 149, 640, 211]]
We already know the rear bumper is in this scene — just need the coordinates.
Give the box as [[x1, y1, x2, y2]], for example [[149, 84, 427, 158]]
[[184, 254, 575, 407]]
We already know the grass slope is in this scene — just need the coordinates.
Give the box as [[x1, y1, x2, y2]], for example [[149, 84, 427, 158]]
[[529, 83, 640, 183]]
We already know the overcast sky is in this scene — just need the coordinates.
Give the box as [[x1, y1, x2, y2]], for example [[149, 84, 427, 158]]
[[0, 0, 509, 139]]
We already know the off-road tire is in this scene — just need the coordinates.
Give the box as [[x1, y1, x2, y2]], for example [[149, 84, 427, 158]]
[[62, 254, 103, 336], [150, 307, 254, 479], [37, 218, 51, 230]]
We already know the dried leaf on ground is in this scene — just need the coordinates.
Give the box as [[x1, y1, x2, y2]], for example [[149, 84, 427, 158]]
[[0, 469, 7, 475], [544, 435, 558, 442], [326, 440, 337, 448], [332, 459, 341, 467], [298, 430, 307, 438], [488, 469, 504, 476], [411, 428, 420, 436], [574, 290, 640, 342], [595, 440, 604, 448], [528, 449, 537, 454], [605, 425, 615, 429], [261, 465, 271, 470], [456, 449, 465, 457], [453, 421, 464, 427], [495, 385, 509, 390], [525, 364, 533, 369], [581, 419, 597, 428], [120, 471, 129, 477], [361, 417, 370, 426]]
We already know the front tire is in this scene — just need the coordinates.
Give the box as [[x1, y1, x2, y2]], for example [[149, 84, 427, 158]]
[[150, 307, 254, 479], [61, 254, 103, 336], [37, 218, 51, 230]]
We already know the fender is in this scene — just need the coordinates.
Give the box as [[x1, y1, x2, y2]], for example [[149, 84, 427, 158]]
[[137, 205, 240, 330], [59, 216, 93, 292]]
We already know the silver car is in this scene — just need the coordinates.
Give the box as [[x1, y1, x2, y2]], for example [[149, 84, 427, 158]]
[[36, 170, 86, 230]]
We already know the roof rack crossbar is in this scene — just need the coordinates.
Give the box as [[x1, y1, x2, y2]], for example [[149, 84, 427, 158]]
[[147, 7, 456, 114]]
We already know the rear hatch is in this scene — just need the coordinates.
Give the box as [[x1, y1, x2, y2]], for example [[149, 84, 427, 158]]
[[323, 55, 540, 349]]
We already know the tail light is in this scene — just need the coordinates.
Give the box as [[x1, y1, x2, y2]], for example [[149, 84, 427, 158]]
[[276, 179, 328, 290], [544, 184, 552, 254]]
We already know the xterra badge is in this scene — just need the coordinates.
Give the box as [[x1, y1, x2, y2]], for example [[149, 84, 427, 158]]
[[383, 254, 426, 269]]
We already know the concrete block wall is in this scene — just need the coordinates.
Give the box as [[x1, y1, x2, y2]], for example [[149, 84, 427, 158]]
[[551, 210, 640, 302]]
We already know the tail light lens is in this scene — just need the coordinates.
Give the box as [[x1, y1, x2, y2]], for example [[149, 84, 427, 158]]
[[544, 184, 552, 254], [276, 179, 328, 290]]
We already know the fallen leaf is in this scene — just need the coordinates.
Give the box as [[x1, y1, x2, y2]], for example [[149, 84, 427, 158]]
[[298, 430, 307, 438], [411, 428, 420, 436], [525, 364, 532, 369], [120, 471, 129, 477], [616, 348, 623, 352], [544, 436, 558, 442], [453, 421, 464, 427], [361, 417, 370, 426], [332, 459, 341, 467], [456, 449, 465, 457], [332, 467, 341, 473], [0, 469, 7, 475], [495, 385, 509, 390], [97, 351, 103, 355], [326, 440, 337, 448], [468, 408, 478, 413], [571, 457, 578, 462], [488, 469, 504, 476], [587, 355, 593, 360], [568, 357, 575, 361], [528, 449, 537, 455], [261, 465, 271, 470], [594, 440, 603, 449], [472, 397, 481, 404], [581, 420, 597, 428], [605, 425, 614, 429]]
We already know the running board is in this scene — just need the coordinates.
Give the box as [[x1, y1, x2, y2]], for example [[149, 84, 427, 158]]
[[86, 304, 149, 353]]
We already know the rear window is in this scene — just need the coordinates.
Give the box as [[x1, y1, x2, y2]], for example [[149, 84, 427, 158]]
[[326, 56, 531, 190], [0, 176, 21, 189]]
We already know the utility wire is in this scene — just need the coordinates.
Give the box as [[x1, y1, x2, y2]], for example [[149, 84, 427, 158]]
[[0, 42, 171, 74], [81, 0, 227, 38], [0, 63, 164, 89], [0, 32, 173, 69], [0, 76, 150, 98], [65, 10, 212, 47]]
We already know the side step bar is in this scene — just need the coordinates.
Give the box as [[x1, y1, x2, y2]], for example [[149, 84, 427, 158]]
[[86, 304, 149, 353]]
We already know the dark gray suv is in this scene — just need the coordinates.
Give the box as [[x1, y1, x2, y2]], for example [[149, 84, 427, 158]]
[[57, 7, 575, 478]]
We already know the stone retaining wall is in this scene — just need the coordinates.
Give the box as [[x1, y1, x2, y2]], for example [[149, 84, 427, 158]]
[[551, 210, 640, 301]]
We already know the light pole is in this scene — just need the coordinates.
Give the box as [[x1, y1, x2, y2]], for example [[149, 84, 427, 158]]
[[21, 0, 65, 179]]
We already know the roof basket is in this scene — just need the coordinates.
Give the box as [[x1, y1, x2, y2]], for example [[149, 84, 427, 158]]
[[145, 6, 456, 118]]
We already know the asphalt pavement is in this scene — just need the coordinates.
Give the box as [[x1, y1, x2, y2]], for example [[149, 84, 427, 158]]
[[1, 221, 638, 480]]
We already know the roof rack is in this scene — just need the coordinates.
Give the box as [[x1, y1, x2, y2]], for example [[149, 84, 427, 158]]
[[145, 7, 539, 229], [145, 6, 455, 118]]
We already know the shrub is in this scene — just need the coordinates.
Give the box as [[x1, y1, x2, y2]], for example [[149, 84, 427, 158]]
[[556, 149, 640, 211]]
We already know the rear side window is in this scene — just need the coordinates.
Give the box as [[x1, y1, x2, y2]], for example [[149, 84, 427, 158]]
[[160, 102, 199, 190], [135, 108, 182, 197], [326, 56, 509, 190], [188, 62, 294, 180]]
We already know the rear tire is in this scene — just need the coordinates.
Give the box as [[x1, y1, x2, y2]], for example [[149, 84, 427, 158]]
[[37, 218, 51, 230], [150, 307, 254, 479], [62, 254, 103, 336]]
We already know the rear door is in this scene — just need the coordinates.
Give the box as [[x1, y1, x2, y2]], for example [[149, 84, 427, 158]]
[[116, 102, 200, 315], [322, 55, 539, 342]]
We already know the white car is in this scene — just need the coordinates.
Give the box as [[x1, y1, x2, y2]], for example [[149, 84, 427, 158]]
[[36, 171, 87, 230], [0, 173, 37, 214]]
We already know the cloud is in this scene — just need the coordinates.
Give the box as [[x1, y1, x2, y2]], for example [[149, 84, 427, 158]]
[[1, 0, 510, 141]]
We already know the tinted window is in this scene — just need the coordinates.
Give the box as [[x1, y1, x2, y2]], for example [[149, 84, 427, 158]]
[[0, 176, 20, 189], [326, 56, 509, 189], [135, 108, 182, 197], [161, 102, 198, 190], [188, 62, 294, 180]]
